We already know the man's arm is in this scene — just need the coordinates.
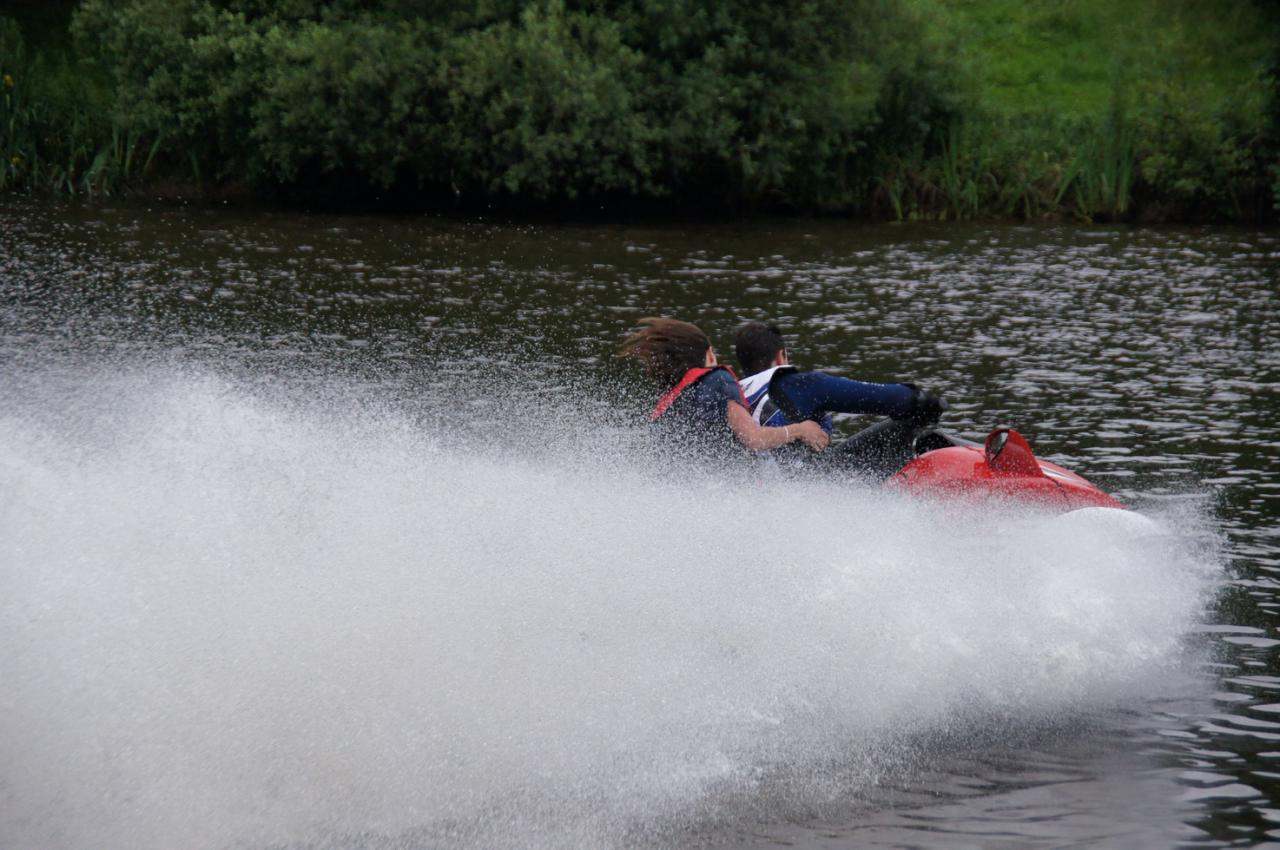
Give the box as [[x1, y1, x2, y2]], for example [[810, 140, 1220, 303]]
[[772, 371, 920, 420]]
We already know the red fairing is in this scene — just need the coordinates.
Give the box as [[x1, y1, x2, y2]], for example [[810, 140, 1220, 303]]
[[888, 427, 1123, 510]]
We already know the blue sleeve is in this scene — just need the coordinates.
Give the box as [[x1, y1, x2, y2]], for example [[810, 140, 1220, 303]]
[[772, 371, 916, 420]]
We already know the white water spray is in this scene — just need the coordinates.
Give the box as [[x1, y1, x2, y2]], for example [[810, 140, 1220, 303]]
[[0, 363, 1220, 850]]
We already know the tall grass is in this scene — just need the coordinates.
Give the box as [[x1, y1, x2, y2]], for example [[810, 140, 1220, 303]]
[[1058, 125, 1135, 222], [869, 118, 1110, 223], [937, 124, 984, 220], [1055, 87, 1137, 222], [0, 16, 156, 196]]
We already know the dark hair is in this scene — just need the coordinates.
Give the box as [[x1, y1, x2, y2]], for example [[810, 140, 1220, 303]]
[[734, 321, 786, 375], [620, 317, 711, 389]]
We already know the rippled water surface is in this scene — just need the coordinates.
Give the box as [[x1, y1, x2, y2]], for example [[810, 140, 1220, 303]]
[[1, 200, 1277, 849]]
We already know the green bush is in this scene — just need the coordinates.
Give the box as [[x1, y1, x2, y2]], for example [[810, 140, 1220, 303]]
[[438, 2, 654, 199], [251, 18, 439, 187], [1126, 53, 1265, 219], [69, 0, 961, 207]]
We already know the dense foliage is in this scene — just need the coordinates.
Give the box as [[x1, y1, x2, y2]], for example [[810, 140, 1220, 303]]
[[0, 15, 129, 194], [1, 0, 1277, 220], [54, 0, 959, 209]]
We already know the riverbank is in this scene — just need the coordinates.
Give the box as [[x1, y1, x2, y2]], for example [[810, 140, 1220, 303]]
[[2, 0, 1277, 223]]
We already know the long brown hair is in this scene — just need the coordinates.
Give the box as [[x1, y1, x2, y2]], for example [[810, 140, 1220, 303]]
[[620, 317, 711, 389]]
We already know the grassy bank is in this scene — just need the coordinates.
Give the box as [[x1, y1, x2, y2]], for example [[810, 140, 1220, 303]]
[[2, 0, 1277, 221], [923, 0, 1278, 221]]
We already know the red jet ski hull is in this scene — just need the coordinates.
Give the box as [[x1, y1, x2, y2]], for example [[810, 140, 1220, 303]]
[[888, 427, 1123, 511]]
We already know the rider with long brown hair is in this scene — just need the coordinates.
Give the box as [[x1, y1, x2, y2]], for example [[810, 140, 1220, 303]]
[[620, 317, 828, 457]]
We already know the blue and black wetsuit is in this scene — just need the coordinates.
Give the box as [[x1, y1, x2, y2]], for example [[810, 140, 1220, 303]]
[[741, 366, 917, 432], [740, 366, 927, 478]]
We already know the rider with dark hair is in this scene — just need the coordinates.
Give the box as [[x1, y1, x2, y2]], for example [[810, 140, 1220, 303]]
[[733, 321, 945, 477], [621, 317, 828, 458]]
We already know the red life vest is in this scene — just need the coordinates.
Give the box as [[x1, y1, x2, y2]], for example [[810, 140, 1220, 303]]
[[649, 365, 749, 422]]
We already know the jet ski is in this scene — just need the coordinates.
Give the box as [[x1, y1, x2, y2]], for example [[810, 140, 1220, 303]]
[[887, 425, 1124, 511]]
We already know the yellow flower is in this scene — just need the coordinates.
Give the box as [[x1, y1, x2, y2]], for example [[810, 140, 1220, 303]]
[[2, 74, 13, 89], [10, 155, 21, 166]]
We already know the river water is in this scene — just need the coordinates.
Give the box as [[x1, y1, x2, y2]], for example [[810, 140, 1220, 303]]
[[1, 199, 1277, 849]]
